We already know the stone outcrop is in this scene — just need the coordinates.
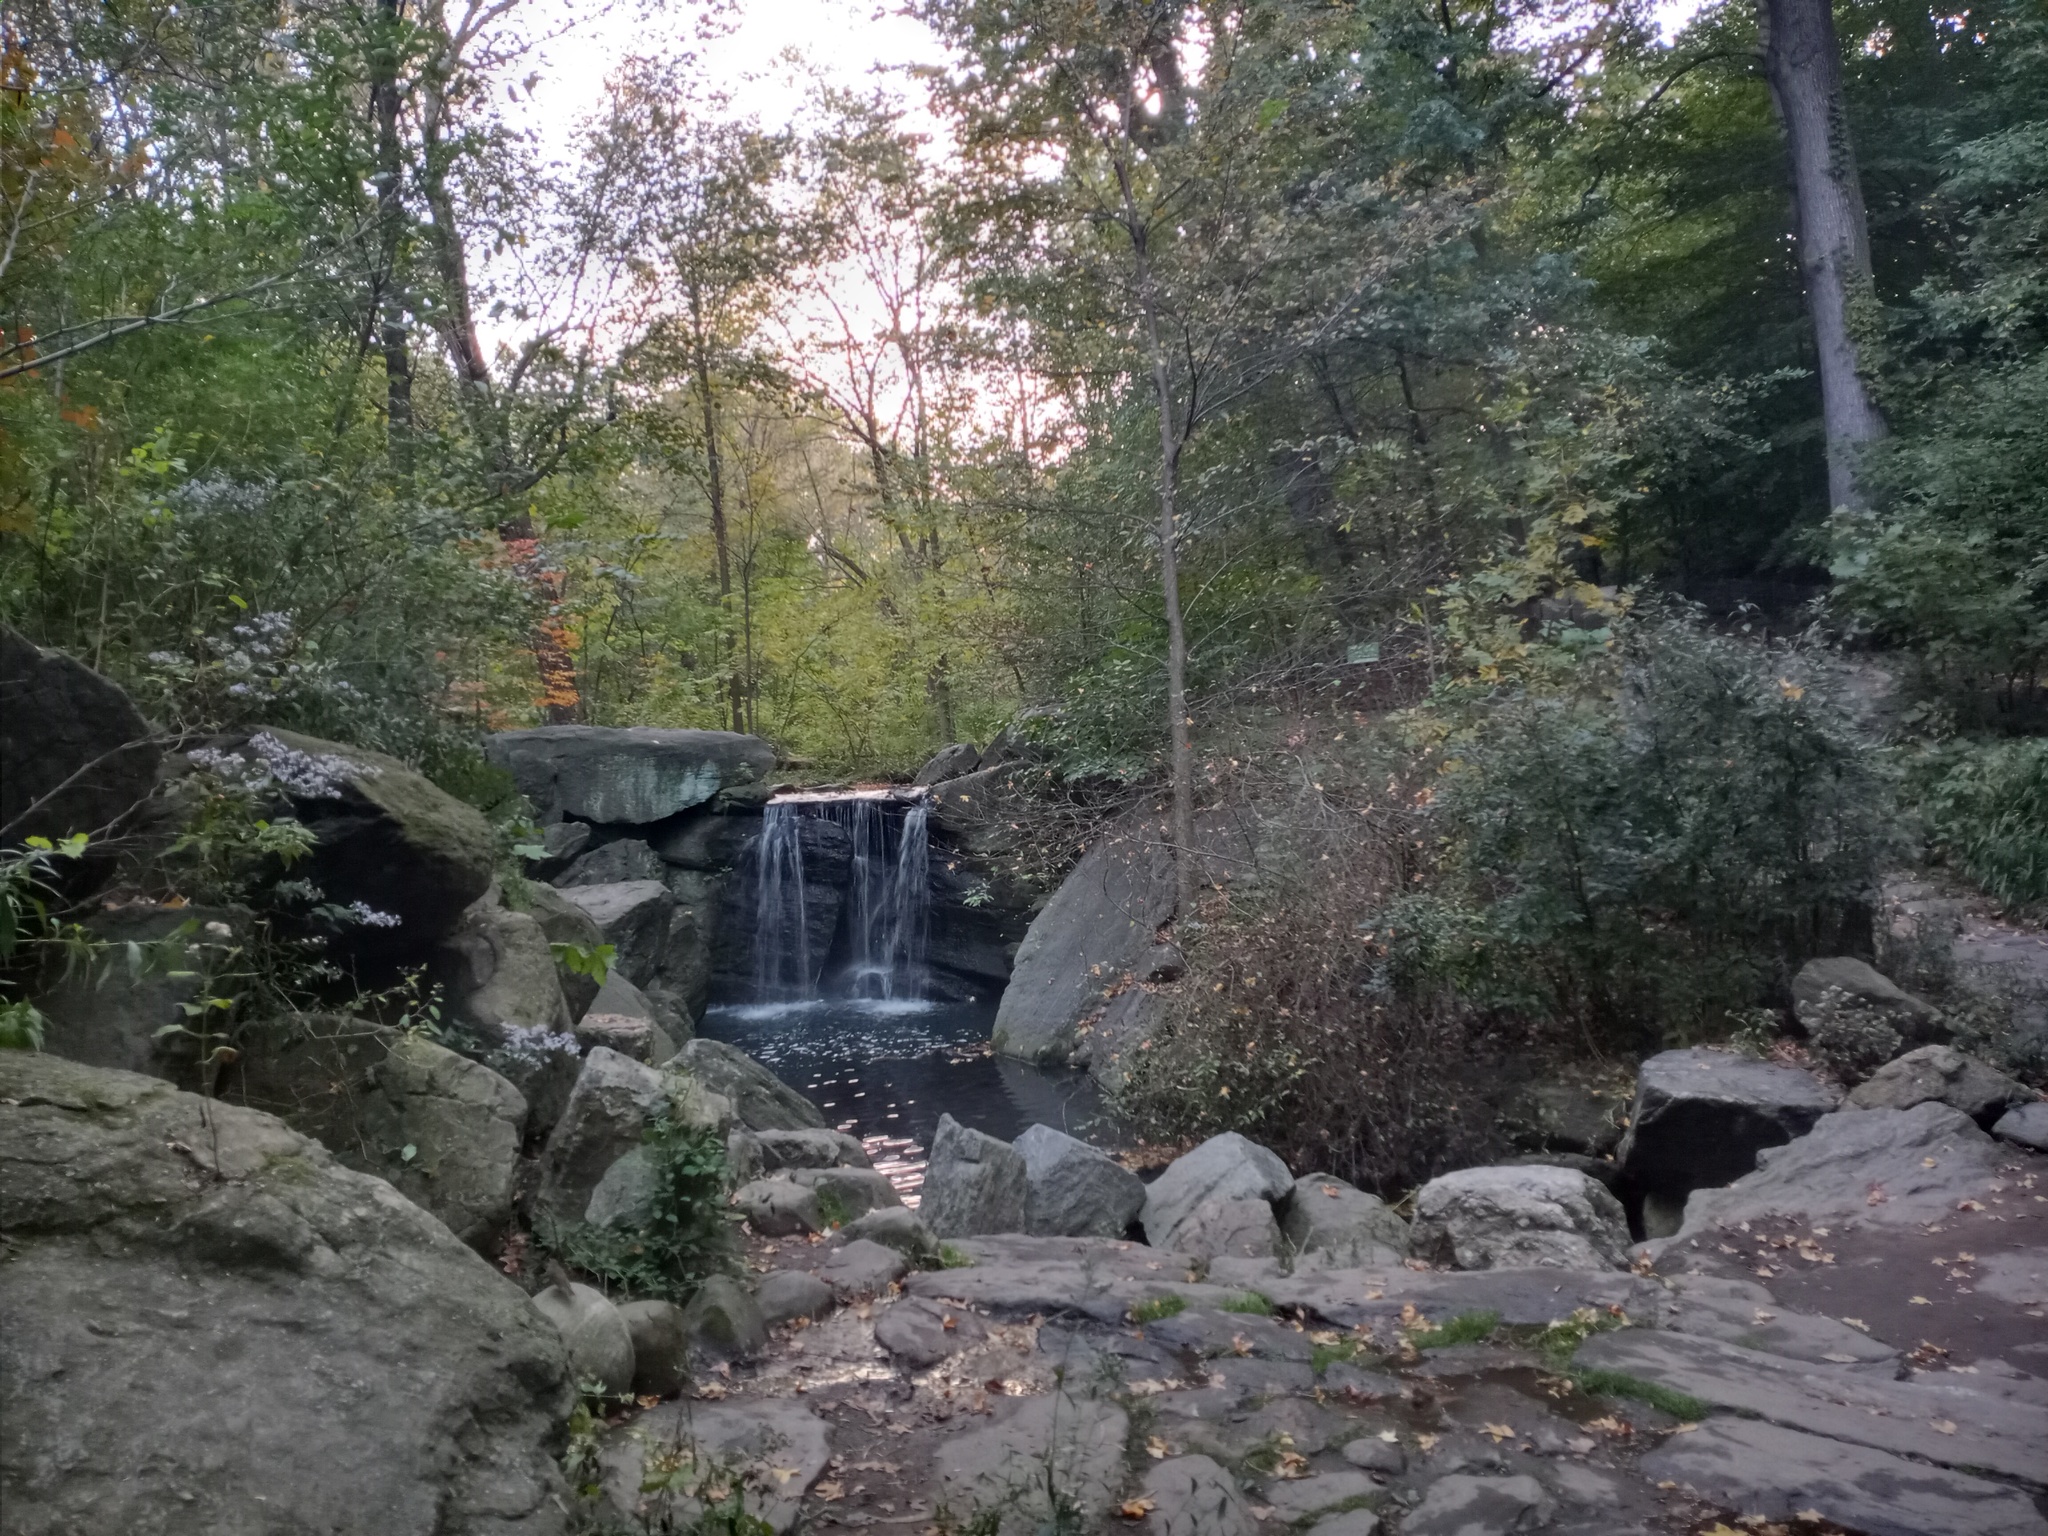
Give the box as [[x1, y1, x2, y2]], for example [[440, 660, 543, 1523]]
[[0, 624, 160, 845], [486, 726, 776, 825], [1617, 1047, 1838, 1201], [0, 1052, 571, 1536], [1845, 1044, 2031, 1125], [515, 881, 608, 1018], [533, 1047, 669, 1227], [435, 900, 574, 1035], [557, 835, 668, 887], [680, 1038, 828, 1132], [32, 902, 239, 1080], [1280, 1173, 1410, 1267], [1410, 1164, 1631, 1271], [920, 1114, 1029, 1237], [1141, 1132, 1293, 1254], [557, 879, 675, 986], [1793, 955, 1948, 1077], [1015, 1122, 1145, 1238], [532, 1279, 635, 1397], [912, 742, 981, 787]]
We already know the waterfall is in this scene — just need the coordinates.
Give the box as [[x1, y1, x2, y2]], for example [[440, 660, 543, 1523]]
[[746, 795, 930, 1005]]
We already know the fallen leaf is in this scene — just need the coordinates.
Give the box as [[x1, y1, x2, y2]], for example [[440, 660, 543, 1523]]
[[1413, 1433, 1438, 1452], [1957, 1198, 1985, 1212], [1910, 1295, 1932, 1306], [1145, 1436, 1171, 1460], [1231, 1334, 1253, 1357], [1931, 1419, 1957, 1435], [1320, 1184, 1341, 1198], [814, 1482, 845, 1502], [1842, 1316, 1869, 1331], [1867, 1185, 1889, 1206], [1923, 1157, 1940, 1169], [1273, 1450, 1310, 1478], [1482, 1423, 1515, 1442], [942, 1315, 958, 1332], [1117, 1498, 1156, 1520], [1587, 1416, 1633, 1436], [1377, 1430, 1399, 1443], [1669, 1422, 1699, 1434], [770, 1468, 802, 1485]]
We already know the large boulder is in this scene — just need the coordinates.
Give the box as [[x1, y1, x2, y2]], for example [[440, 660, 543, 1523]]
[[913, 742, 981, 787], [991, 818, 1177, 1066], [678, 1038, 827, 1132], [656, 868, 726, 1016], [434, 900, 574, 1035], [531, 1279, 634, 1398], [1162, 1196, 1283, 1261], [1617, 1048, 1839, 1201], [1411, 1164, 1631, 1271], [514, 881, 608, 1018], [486, 726, 776, 826], [0, 1052, 571, 1535], [1141, 1132, 1293, 1253], [228, 1015, 528, 1249], [678, 1274, 769, 1360], [533, 1047, 668, 1227], [556, 836, 666, 888], [574, 972, 679, 1064], [211, 728, 495, 951], [920, 1114, 1029, 1237], [32, 902, 241, 1080], [1015, 1123, 1145, 1238], [933, 1387, 1129, 1536], [1280, 1173, 1410, 1267], [1845, 1044, 2031, 1126], [1993, 1101, 2048, 1151], [0, 625, 160, 846], [1793, 956, 1947, 1078], [617, 1299, 690, 1398], [557, 879, 675, 986]]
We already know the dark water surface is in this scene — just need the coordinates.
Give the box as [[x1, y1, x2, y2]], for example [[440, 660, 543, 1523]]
[[699, 997, 1115, 1202]]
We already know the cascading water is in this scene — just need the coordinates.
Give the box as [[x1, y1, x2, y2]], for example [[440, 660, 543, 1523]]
[[846, 799, 929, 1000], [748, 802, 813, 1002], [746, 794, 928, 1004]]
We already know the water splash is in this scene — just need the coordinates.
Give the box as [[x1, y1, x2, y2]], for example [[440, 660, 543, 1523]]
[[747, 795, 929, 1004]]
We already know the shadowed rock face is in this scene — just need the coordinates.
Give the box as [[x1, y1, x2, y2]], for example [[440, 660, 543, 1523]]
[[0, 1051, 572, 1536], [0, 624, 161, 845], [487, 726, 775, 826]]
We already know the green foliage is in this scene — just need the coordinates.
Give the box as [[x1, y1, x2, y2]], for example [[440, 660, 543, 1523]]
[[1406, 1310, 1500, 1350], [550, 942, 616, 987], [0, 835, 93, 1049], [937, 1243, 976, 1270], [1567, 1367, 1707, 1423], [1219, 1292, 1275, 1316], [1910, 739, 2048, 909], [1528, 1306, 1628, 1366], [1128, 1294, 1187, 1325], [537, 1110, 736, 1303]]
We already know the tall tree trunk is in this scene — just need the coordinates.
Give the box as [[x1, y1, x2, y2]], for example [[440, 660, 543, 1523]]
[[369, 0, 412, 475], [1757, 0, 1887, 511], [689, 313, 742, 735]]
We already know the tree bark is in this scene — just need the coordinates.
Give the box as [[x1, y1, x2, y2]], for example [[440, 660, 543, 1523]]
[[687, 292, 743, 734], [1756, 0, 1886, 511], [369, 0, 412, 475]]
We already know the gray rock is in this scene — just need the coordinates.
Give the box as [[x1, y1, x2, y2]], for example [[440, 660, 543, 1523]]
[[649, 811, 755, 872], [933, 1389, 1129, 1536], [1663, 1274, 1897, 1365], [1340, 1437, 1405, 1474], [585, 1146, 659, 1228], [557, 880, 675, 986], [1676, 1101, 2010, 1234], [1280, 1173, 1409, 1266], [1577, 1329, 2048, 1485], [787, 1165, 902, 1227], [755, 1270, 835, 1326], [914, 742, 983, 786], [1993, 1101, 2048, 1151], [1304, 1513, 1380, 1536], [514, 880, 608, 1019], [1402, 1475, 1552, 1536], [679, 1274, 767, 1360], [533, 1280, 636, 1397], [617, 1298, 690, 1398], [990, 819, 1177, 1065], [0, 1052, 571, 1536], [1262, 1473, 1379, 1525], [598, 1399, 827, 1535], [818, 1238, 910, 1299], [1639, 1414, 2048, 1536], [920, 1114, 1029, 1237], [228, 1015, 527, 1250], [435, 901, 574, 1035], [1410, 1164, 1630, 1271], [734, 1177, 823, 1236], [1142, 1133, 1293, 1252], [1143, 1455, 1256, 1536], [1165, 1197, 1283, 1261], [1500, 1077, 1626, 1156], [0, 624, 159, 845], [574, 972, 679, 1063], [874, 1294, 989, 1367], [679, 1038, 827, 1132], [656, 869, 724, 1017], [840, 1204, 940, 1264], [1796, 956, 1949, 1079], [758, 1127, 871, 1169], [557, 837, 666, 888], [1617, 1047, 1839, 1199], [487, 726, 777, 826], [1015, 1122, 1145, 1237], [528, 819, 591, 881], [534, 1047, 667, 1227], [1848, 1044, 2031, 1126], [34, 903, 239, 1080]]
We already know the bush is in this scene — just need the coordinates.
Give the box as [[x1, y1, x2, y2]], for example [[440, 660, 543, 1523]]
[[1911, 738, 2048, 910], [537, 1111, 736, 1302]]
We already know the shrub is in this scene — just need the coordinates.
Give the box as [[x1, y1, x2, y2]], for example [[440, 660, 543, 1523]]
[[537, 1111, 736, 1301], [1911, 737, 2048, 910]]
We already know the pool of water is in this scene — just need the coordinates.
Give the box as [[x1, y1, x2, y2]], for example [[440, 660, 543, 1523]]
[[699, 997, 1117, 1202]]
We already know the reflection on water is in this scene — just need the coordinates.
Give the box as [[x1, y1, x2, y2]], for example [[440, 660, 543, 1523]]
[[699, 997, 1115, 1204]]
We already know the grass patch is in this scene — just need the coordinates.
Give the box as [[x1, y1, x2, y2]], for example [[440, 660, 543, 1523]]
[[1569, 1366, 1708, 1421], [813, 1184, 852, 1230], [1521, 1305, 1628, 1366], [1406, 1309, 1499, 1349], [1219, 1291, 1275, 1315], [1310, 1335, 1381, 1373], [937, 1243, 976, 1270], [1129, 1293, 1188, 1325]]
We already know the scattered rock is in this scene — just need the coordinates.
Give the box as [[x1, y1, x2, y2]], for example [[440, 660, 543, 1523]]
[[920, 1114, 1029, 1237], [1639, 1412, 2048, 1536], [1143, 1455, 1256, 1536], [532, 1279, 636, 1397], [1617, 1047, 1839, 1200], [1993, 1101, 2048, 1151], [758, 1127, 871, 1169], [557, 836, 667, 888], [787, 1165, 902, 1225], [1142, 1132, 1293, 1253], [1261, 1471, 1378, 1524], [487, 726, 777, 826], [1280, 1173, 1409, 1267], [0, 1052, 572, 1536], [1847, 1044, 2031, 1126], [0, 624, 160, 846], [913, 742, 982, 786], [435, 901, 575, 1035], [514, 881, 607, 1019], [556, 880, 675, 986], [617, 1298, 690, 1398], [533, 1047, 667, 1227], [1411, 1164, 1630, 1271], [598, 1399, 827, 1536], [1794, 956, 1948, 1078], [528, 819, 591, 881], [734, 1177, 823, 1236], [1340, 1437, 1405, 1474], [874, 1295, 989, 1367], [1164, 1196, 1283, 1261], [1015, 1122, 1145, 1237], [755, 1269, 835, 1326], [818, 1238, 910, 1299], [1402, 1474, 1551, 1536], [679, 1038, 828, 1132], [933, 1389, 1129, 1536], [585, 1146, 660, 1229], [679, 1274, 767, 1360], [574, 973, 680, 1063], [839, 1204, 941, 1264]]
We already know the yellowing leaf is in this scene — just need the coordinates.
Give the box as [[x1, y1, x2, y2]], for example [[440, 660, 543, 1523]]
[[1481, 1423, 1515, 1442], [1118, 1497, 1156, 1519]]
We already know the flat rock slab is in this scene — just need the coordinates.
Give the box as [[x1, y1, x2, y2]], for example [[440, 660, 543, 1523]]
[[1401, 1473, 1552, 1536], [1663, 1275, 1898, 1366], [1145, 1309, 1316, 1362], [817, 1239, 910, 1299], [1259, 1470, 1379, 1523], [487, 726, 775, 825], [932, 1389, 1129, 1536], [1640, 1415, 2048, 1536], [599, 1399, 828, 1535], [1619, 1048, 1839, 1196], [873, 1296, 989, 1368], [1257, 1266, 1669, 1332], [1577, 1329, 2048, 1485], [1144, 1455, 1257, 1536]]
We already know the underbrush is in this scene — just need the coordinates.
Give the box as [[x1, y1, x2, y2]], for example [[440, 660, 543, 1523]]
[[536, 1112, 736, 1302], [1909, 737, 2048, 911]]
